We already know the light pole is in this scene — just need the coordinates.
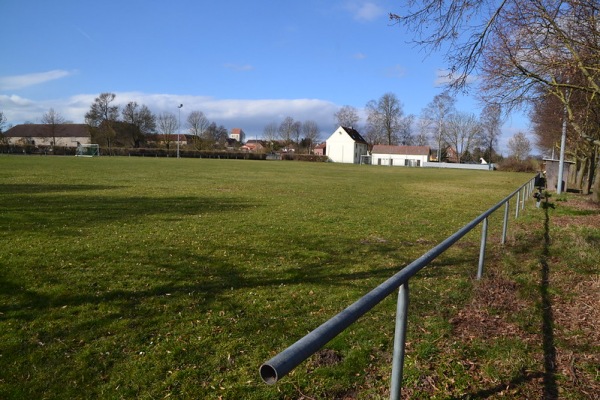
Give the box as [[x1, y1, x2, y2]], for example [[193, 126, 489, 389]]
[[177, 104, 183, 159]]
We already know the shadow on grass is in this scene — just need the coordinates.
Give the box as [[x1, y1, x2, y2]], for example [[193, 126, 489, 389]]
[[0, 186, 256, 234], [449, 369, 545, 399], [540, 200, 558, 399], [0, 183, 122, 194]]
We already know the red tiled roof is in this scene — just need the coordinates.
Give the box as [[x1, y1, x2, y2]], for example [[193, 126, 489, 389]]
[[371, 145, 430, 156], [4, 124, 89, 138]]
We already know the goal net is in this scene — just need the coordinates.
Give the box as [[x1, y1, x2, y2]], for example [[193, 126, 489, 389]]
[[76, 144, 100, 157]]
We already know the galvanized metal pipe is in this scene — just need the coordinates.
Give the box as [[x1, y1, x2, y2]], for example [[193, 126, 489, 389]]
[[502, 201, 509, 245], [390, 282, 409, 400], [515, 191, 520, 219], [477, 217, 488, 280]]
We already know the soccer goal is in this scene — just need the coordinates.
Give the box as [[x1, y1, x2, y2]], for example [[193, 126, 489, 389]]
[[76, 144, 100, 157]]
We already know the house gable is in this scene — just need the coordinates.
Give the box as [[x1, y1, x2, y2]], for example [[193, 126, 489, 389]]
[[325, 126, 369, 164]]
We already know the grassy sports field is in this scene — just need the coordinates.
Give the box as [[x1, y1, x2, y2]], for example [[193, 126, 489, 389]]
[[1, 156, 597, 399]]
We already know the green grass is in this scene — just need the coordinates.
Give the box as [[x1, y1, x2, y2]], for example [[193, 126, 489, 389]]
[[0, 156, 560, 399]]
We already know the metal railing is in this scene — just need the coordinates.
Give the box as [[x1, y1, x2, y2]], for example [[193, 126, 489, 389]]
[[260, 176, 538, 399]]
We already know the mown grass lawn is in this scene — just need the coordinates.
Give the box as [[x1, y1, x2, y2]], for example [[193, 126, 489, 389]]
[[0, 156, 553, 399]]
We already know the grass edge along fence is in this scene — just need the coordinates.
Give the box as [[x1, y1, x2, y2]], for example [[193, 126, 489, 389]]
[[260, 175, 539, 399]]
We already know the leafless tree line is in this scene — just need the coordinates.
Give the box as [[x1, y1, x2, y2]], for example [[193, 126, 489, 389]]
[[392, 0, 600, 199]]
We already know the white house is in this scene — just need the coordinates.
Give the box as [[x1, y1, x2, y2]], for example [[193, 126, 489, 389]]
[[371, 145, 431, 166], [325, 126, 369, 164]]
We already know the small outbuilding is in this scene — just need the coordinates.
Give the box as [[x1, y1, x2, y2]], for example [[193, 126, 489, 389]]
[[370, 145, 431, 167], [543, 158, 576, 192]]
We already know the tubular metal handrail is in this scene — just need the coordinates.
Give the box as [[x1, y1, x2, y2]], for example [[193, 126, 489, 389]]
[[260, 176, 537, 398]]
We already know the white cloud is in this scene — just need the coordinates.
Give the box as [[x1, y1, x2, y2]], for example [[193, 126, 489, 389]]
[[0, 70, 74, 91], [353, 52, 367, 60], [344, 1, 385, 22], [1, 92, 341, 139]]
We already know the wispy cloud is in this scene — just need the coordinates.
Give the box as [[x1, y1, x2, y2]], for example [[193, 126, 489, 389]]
[[385, 65, 407, 79], [0, 70, 74, 91], [76, 27, 93, 41], [353, 52, 367, 60], [434, 69, 477, 87], [223, 63, 255, 72], [344, 1, 385, 22]]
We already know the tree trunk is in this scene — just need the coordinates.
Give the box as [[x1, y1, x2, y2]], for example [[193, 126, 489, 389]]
[[592, 166, 599, 203], [590, 149, 599, 202], [576, 157, 588, 194]]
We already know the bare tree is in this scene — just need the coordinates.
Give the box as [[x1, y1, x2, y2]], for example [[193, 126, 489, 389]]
[[85, 93, 119, 153], [263, 122, 278, 151], [0, 111, 7, 143], [278, 116, 301, 148], [398, 114, 415, 145], [334, 105, 360, 129], [0, 110, 6, 133], [414, 118, 431, 146], [156, 112, 178, 150], [301, 120, 320, 153], [508, 131, 532, 161], [420, 92, 456, 160], [40, 108, 66, 147], [392, 0, 600, 200], [187, 110, 209, 137], [444, 112, 482, 163], [479, 103, 502, 162], [121, 102, 156, 148], [365, 93, 404, 145]]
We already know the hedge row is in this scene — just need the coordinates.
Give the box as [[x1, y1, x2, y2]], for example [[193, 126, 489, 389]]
[[0, 144, 329, 162]]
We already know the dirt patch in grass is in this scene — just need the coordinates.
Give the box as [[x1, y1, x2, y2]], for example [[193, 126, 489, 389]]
[[553, 275, 600, 396], [554, 213, 600, 229], [309, 349, 344, 368], [450, 272, 535, 342], [553, 194, 600, 228]]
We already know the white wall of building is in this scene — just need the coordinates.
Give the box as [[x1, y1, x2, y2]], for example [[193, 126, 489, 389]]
[[325, 127, 368, 164], [371, 153, 429, 166]]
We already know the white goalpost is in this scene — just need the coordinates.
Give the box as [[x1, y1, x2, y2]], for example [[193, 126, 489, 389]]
[[76, 144, 100, 157]]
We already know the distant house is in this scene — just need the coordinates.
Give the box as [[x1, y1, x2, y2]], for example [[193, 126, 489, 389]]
[[4, 124, 91, 147], [313, 142, 326, 156], [446, 147, 460, 163], [153, 134, 187, 148], [241, 140, 265, 152], [230, 128, 245, 142], [325, 126, 369, 164], [370, 145, 431, 167]]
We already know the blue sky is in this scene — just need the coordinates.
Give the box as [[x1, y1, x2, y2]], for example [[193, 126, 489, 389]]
[[0, 0, 528, 153]]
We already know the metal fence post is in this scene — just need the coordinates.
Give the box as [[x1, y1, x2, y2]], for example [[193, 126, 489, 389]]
[[501, 201, 509, 245], [521, 187, 526, 211], [515, 191, 520, 218], [390, 282, 409, 400], [477, 217, 488, 279]]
